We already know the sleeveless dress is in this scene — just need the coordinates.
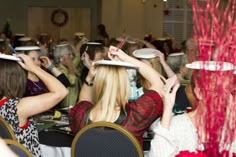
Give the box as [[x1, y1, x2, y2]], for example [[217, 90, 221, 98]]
[[0, 97, 41, 157]]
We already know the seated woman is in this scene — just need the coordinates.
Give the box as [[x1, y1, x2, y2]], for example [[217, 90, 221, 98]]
[[0, 54, 68, 156], [14, 46, 70, 96], [166, 52, 190, 85], [79, 42, 106, 84], [53, 43, 80, 109], [69, 46, 169, 146], [149, 61, 236, 157]]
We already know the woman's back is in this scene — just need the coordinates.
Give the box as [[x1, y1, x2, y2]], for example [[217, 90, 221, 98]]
[[0, 98, 40, 156], [0, 54, 68, 156]]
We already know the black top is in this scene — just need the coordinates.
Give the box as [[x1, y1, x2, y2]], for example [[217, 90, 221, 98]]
[[173, 85, 191, 113]]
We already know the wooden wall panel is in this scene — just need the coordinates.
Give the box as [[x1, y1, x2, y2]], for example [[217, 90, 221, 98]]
[[28, 7, 91, 41]]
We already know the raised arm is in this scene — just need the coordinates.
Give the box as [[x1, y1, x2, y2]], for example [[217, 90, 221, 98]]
[[40, 56, 62, 77], [40, 56, 70, 87], [160, 75, 179, 128], [149, 76, 180, 157], [16, 54, 68, 121], [78, 52, 96, 103], [155, 50, 175, 78], [108, 46, 165, 95]]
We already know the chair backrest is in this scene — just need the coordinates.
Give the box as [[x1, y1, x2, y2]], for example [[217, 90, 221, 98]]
[[0, 116, 16, 140], [71, 121, 144, 157], [4, 139, 32, 157]]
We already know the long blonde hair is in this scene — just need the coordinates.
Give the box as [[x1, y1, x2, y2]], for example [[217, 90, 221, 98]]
[[93, 65, 130, 121]]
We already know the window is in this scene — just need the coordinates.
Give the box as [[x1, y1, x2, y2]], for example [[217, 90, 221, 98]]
[[163, 0, 193, 49]]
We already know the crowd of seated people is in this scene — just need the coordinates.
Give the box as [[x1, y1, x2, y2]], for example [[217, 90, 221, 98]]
[[0, 29, 235, 157]]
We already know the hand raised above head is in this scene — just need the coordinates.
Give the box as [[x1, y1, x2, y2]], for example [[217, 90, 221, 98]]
[[154, 50, 165, 62], [40, 56, 52, 68], [108, 45, 129, 62], [162, 75, 180, 111], [81, 52, 92, 69], [15, 54, 39, 72]]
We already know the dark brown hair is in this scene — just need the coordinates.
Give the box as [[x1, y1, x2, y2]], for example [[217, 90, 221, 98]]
[[0, 59, 27, 98], [80, 44, 105, 60]]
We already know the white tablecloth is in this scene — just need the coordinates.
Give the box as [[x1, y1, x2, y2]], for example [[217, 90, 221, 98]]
[[40, 144, 71, 157]]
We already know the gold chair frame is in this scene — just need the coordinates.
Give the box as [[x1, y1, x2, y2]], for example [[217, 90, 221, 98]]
[[4, 139, 32, 157], [71, 121, 144, 157], [0, 116, 17, 140]]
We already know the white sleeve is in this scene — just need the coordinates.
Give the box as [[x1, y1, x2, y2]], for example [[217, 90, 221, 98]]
[[149, 121, 179, 157]]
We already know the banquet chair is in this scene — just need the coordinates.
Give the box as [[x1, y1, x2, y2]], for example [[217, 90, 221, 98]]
[[0, 116, 16, 140], [71, 121, 144, 157], [4, 139, 32, 157]]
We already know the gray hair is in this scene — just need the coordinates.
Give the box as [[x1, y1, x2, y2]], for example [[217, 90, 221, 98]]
[[53, 44, 73, 64], [167, 54, 188, 73], [186, 38, 198, 50]]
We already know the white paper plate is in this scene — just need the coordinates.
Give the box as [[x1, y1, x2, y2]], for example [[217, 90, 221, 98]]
[[0, 54, 21, 61], [168, 52, 185, 57], [94, 60, 137, 68], [186, 61, 235, 71], [55, 43, 69, 47], [133, 48, 159, 59], [14, 33, 25, 36], [74, 32, 85, 37], [15, 46, 40, 51], [86, 42, 102, 45], [18, 37, 32, 41], [156, 37, 167, 41]]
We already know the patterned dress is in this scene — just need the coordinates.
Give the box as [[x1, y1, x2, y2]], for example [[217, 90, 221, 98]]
[[0, 97, 41, 157], [69, 90, 163, 146]]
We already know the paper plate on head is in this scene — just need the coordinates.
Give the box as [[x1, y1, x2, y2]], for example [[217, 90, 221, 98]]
[[18, 37, 32, 42], [186, 61, 235, 71], [168, 52, 185, 57], [133, 48, 159, 59], [115, 37, 125, 42], [85, 42, 102, 45], [15, 46, 40, 51], [94, 60, 138, 69], [127, 40, 136, 44], [14, 33, 25, 37], [0, 54, 21, 61], [157, 37, 167, 41], [74, 32, 85, 37], [55, 43, 69, 47]]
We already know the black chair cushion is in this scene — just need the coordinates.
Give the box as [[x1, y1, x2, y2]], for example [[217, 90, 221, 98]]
[[75, 127, 139, 157]]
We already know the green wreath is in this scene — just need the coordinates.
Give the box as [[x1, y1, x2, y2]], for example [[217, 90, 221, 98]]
[[51, 9, 69, 27]]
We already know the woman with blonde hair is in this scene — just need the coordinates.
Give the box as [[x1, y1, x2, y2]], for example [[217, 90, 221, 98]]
[[69, 46, 172, 146], [133, 48, 175, 93]]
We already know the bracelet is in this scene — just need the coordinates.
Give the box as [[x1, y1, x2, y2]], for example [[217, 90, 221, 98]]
[[47, 64, 55, 72], [84, 79, 93, 86]]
